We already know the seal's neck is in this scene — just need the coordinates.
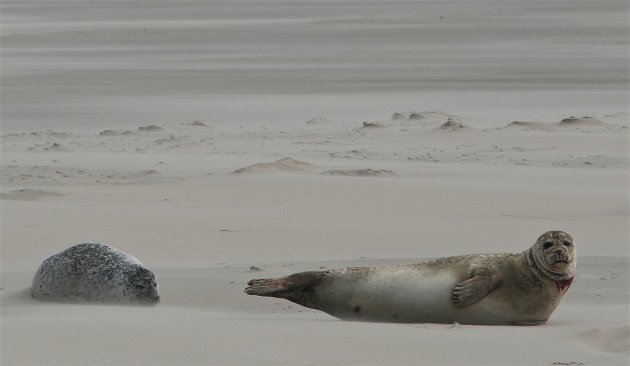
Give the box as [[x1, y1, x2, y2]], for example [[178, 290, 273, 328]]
[[555, 277, 574, 292], [526, 249, 574, 282]]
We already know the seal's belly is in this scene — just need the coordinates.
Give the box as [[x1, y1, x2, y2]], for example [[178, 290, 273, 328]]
[[315, 268, 517, 324]]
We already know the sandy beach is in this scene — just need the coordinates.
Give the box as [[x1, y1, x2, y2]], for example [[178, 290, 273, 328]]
[[1, 1, 629, 365]]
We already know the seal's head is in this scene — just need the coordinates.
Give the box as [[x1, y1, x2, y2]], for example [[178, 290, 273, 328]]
[[127, 266, 160, 305], [528, 231, 576, 281]]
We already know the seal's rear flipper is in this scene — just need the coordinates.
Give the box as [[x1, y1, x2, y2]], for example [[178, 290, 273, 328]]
[[244, 271, 323, 299], [244, 278, 287, 296]]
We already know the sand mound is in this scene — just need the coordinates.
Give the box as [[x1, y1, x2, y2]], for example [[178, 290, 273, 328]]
[[190, 121, 208, 127], [3, 130, 73, 138], [305, 117, 330, 125], [321, 169, 396, 177], [409, 112, 425, 120], [44, 143, 69, 152], [233, 158, 316, 174], [361, 121, 386, 128], [106, 170, 160, 180], [438, 118, 468, 130], [137, 125, 165, 132], [406, 111, 454, 121], [558, 116, 606, 126], [0, 189, 65, 201], [576, 326, 630, 354], [389, 111, 456, 122], [99, 130, 135, 136], [507, 121, 549, 129]]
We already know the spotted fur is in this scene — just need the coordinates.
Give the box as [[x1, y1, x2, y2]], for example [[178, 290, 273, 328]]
[[32, 243, 160, 305]]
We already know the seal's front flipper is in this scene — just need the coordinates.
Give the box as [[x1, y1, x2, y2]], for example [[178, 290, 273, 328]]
[[451, 268, 500, 308], [245, 271, 323, 297]]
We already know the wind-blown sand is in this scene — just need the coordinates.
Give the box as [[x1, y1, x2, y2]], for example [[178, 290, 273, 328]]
[[2, 0, 629, 365]]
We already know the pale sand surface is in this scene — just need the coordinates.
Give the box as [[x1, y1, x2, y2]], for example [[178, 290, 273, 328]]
[[2, 0, 629, 365], [2, 117, 628, 366]]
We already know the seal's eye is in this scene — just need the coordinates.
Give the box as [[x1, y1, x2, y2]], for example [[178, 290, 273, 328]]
[[563, 240, 573, 247], [542, 241, 554, 250], [134, 283, 147, 290]]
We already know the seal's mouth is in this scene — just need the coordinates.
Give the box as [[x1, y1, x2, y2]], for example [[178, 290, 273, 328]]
[[549, 250, 570, 262], [547, 255, 572, 268], [549, 254, 572, 266]]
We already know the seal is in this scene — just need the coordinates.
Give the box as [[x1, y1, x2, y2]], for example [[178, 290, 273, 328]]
[[245, 231, 576, 325], [32, 242, 160, 305]]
